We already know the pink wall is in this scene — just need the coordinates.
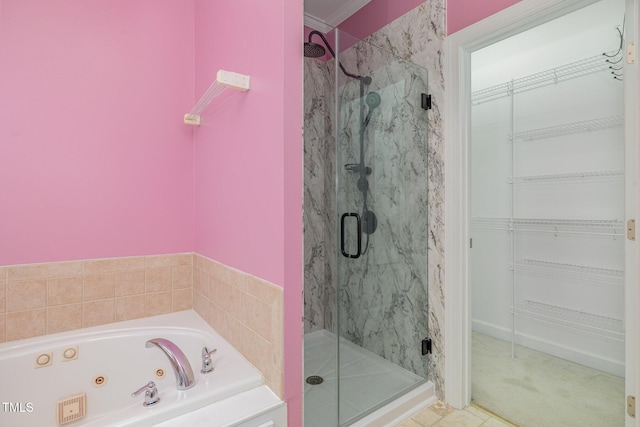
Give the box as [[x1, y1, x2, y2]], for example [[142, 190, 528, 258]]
[[0, 0, 195, 266], [447, 0, 522, 34], [193, 0, 303, 424]]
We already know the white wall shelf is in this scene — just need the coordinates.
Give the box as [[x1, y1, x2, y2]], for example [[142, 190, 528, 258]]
[[517, 299, 624, 341], [510, 115, 623, 141], [513, 258, 624, 287], [472, 217, 624, 237], [472, 50, 621, 105]]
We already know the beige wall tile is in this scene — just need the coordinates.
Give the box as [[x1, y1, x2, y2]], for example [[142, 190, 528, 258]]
[[7, 280, 46, 312], [220, 266, 248, 291], [193, 254, 206, 271], [145, 291, 172, 317], [172, 289, 192, 312], [253, 299, 272, 342], [193, 269, 207, 296], [47, 304, 82, 334], [83, 299, 115, 328], [84, 274, 115, 301], [199, 256, 220, 277], [0, 283, 5, 314], [207, 275, 219, 301], [84, 257, 145, 274], [193, 290, 208, 320], [172, 265, 192, 289], [0, 267, 7, 283], [240, 292, 255, 330], [247, 276, 281, 305], [47, 276, 83, 306], [6, 309, 46, 341], [7, 261, 83, 282], [115, 295, 145, 322], [115, 270, 145, 297], [271, 298, 284, 365], [146, 253, 192, 269], [0, 313, 5, 343], [145, 267, 172, 292]]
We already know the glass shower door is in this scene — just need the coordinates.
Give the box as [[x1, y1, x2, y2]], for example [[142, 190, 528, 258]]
[[335, 29, 430, 425]]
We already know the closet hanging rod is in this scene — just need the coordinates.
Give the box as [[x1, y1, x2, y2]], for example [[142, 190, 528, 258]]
[[184, 70, 250, 126]]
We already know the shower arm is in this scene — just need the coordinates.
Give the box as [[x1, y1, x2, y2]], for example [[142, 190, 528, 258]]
[[307, 31, 371, 84]]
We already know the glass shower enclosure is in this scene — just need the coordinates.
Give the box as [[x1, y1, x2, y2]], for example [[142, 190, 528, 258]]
[[303, 28, 430, 426]]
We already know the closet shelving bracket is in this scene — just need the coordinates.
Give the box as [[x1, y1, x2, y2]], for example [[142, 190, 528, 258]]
[[184, 70, 250, 126]]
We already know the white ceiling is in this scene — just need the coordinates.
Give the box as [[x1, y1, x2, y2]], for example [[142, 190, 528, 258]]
[[472, 0, 625, 90], [304, 0, 372, 33]]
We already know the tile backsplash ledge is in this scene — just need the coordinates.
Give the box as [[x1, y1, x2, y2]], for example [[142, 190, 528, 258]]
[[0, 252, 284, 398]]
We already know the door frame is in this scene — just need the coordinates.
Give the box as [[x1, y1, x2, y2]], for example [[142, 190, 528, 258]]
[[443, 0, 639, 424]]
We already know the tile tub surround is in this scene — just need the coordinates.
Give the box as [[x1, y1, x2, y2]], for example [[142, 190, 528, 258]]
[[0, 253, 193, 343], [1, 252, 284, 399], [192, 254, 284, 399]]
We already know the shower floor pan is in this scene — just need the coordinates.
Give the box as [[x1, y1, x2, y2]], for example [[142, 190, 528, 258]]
[[304, 330, 435, 426]]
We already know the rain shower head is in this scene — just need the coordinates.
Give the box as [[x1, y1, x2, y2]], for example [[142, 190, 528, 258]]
[[304, 30, 372, 85], [304, 41, 326, 58]]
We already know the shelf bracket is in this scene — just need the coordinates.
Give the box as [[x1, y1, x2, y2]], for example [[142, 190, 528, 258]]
[[627, 219, 636, 241]]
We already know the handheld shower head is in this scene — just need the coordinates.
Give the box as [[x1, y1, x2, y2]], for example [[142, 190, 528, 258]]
[[366, 92, 381, 109], [363, 92, 381, 127]]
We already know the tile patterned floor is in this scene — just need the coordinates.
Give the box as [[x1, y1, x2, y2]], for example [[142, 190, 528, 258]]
[[399, 402, 517, 427]]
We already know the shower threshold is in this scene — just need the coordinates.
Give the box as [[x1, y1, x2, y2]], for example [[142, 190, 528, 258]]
[[304, 330, 436, 426]]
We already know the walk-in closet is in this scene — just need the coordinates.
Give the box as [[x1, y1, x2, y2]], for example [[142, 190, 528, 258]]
[[470, 0, 626, 425]]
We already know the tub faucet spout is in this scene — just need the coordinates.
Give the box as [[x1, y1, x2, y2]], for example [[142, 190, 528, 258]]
[[146, 338, 196, 390]]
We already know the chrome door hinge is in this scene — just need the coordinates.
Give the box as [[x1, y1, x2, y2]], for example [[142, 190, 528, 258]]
[[470, 238, 473, 249], [627, 219, 636, 241], [628, 395, 636, 418], [627, 42, 635, 64]]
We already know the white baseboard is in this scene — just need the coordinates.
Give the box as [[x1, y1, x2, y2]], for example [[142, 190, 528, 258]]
[[472, 319, 624, 377]]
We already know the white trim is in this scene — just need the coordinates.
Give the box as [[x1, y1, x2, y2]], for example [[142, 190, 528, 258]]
[[443, 0, 637, 415], [349, 382, 437, 427], [624, 0, 639, 424]]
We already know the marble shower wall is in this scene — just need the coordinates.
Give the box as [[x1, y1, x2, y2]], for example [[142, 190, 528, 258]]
[[303, 57, 337, 334], [368, 1, 446, 397], [302, 0, 445, 397]]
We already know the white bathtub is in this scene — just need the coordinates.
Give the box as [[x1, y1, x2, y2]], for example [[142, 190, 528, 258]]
[[0, 310, 286, 427]]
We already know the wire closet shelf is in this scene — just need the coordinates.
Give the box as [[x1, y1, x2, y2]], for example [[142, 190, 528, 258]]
[[471, 49, 621, 105]]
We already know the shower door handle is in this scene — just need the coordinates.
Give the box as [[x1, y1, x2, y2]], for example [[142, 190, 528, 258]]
[[340, 213, 362, 259]]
